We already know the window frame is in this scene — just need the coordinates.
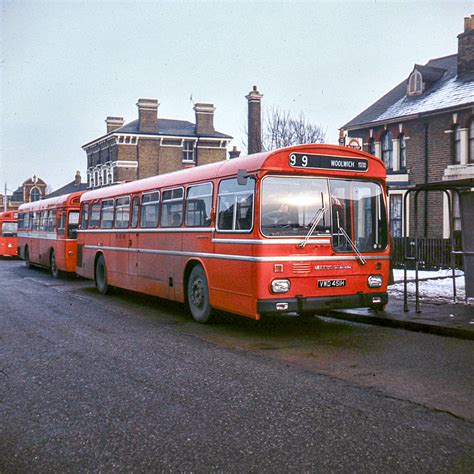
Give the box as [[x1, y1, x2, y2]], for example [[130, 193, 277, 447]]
[[469, 118, 474, 164], [381, 131, 393, 171], [185, 182, 213, 227], [161, 187, 184, 228], [182, 141, 196, 163], [453, 124, 461, 165], [216, 177, 255, 234], [131, 196, 140, 228], [114, 196, 131, 229], [399, 133, 407, 171]]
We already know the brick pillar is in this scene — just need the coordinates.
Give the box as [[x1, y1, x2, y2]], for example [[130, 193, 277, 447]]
[[246, 85, 263, 154]]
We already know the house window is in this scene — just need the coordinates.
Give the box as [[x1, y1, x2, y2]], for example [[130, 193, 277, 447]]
[[30, 188, 40, 202], [453, 125, 461, 164], [407, 70, 423, 96], [389, 194, 403, 237], [382, 131, 393, 170], [399, 133, 407, 170], [183, 141, 195, 162], [469, 118, 474, 163]]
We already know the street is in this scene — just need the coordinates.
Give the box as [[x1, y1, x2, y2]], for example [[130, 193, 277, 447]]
[[1, 259, 473, 472]]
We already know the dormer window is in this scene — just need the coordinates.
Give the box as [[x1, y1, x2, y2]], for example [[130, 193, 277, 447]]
[[407, 70, 423, 96]]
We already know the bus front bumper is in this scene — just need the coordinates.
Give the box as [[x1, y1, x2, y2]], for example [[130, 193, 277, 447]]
[[257, 292, 388, 316]]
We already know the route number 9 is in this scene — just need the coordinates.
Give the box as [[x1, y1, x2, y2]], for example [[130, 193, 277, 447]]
[[289, 154, 308, 167]]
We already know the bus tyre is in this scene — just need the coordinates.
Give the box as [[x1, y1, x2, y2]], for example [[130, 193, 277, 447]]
[[25, 247, 32, 269], [95, 255, 109, 295], [369, 303, 386, 311], [50, 250, 59, 279], [187, 265, 213, 323]]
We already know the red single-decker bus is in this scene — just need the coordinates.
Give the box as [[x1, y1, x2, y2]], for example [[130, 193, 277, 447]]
[[0, 211, 18, 257]]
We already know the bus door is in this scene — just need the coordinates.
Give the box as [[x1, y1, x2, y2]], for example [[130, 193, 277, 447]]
[[128, 196, 140, 277]]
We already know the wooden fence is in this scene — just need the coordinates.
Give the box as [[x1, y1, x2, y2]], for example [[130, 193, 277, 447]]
[[391, 236, 463, 270]]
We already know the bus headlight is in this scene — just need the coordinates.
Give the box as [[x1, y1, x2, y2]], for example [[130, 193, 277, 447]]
[[7, 243, 12, 248], [271, 279, 291, 294], [368, 275, 383, 288]]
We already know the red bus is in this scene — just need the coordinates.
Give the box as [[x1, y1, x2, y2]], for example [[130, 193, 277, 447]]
[[77, 144, 389, 322], [17, 191, 83, 277], [0, 211, 18, 257]]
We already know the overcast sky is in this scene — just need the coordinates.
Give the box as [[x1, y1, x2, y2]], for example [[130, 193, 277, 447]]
[[1, 0, 473, 192]]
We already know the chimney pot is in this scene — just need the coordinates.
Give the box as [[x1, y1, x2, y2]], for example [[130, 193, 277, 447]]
[[246, 85, 263, 154], [137, 98, 159, 133], [105, 116, 125, 133], [194, 103, 215, 134], [458, 15, 474, 76], [74, 171, 81, 186]]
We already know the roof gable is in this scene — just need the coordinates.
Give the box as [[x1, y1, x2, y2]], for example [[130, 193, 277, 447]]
[[342, 54, 474, 129]]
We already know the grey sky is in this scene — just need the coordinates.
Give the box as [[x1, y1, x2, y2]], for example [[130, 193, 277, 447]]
[[1, 1, 472, 192]]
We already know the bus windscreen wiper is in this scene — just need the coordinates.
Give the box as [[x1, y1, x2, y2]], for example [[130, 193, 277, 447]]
[[338, 226, 366, 265], [297, 207, 326, 248]]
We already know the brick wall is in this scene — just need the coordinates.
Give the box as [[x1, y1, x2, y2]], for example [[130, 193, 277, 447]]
[[137, 139, 160, 179]]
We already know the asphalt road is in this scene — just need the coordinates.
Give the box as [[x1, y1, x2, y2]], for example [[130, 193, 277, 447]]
[[1, 259, 473, 472]]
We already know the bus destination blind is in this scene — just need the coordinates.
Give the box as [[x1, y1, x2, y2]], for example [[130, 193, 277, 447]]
[[289, 153, 368, 172]]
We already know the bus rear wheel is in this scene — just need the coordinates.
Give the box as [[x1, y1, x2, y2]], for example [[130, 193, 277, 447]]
[[50, 250, 59, 279], [187, 265, 213, 323], [95, 254, 109, 295]]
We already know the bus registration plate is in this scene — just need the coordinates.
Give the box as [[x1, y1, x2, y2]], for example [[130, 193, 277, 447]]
[[318, 279, 346, 288]]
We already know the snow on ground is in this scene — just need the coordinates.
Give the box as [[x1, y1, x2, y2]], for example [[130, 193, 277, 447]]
[[390, 269, 466, 303]]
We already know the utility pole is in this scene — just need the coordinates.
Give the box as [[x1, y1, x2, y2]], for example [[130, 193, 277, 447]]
[[4, 183, 7, 212]]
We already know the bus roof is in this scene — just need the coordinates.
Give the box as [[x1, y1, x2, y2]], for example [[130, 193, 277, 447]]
[[81, 144, 386, 202], [0, 211, 18, 221], [18, 191, 84, 213]]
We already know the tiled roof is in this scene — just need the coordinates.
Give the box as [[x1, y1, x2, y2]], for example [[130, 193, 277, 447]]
[[46, 181, 88, 198], [342, 54, 474, 129], [116, 118, 232, 139]]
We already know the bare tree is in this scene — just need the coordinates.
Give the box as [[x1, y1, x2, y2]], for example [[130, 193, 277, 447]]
[[262, 107, 326, 151]]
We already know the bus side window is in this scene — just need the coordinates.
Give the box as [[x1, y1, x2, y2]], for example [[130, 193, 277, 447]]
[[140, 192, 160, 228], [68, 211, 80, 239], [114, 196, 130, 229], [217, 177, 255, 232], [18, 213, 25, 231], [100, 199, 114, 229], [32, 212, 39, 231], [39, 211, 48, 232], [57, 212, 66, 235], [80, 203, 89, 229], [161, 188, 183, 227], [47, 210, 56, 232], [89, 203, 101, 228], [185, 183, 213, 227], [131, 196, 140, 228]]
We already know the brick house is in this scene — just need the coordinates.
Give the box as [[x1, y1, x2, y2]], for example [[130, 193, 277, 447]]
[[2, 176, 48, 211], [83, 98, 232, 189], [340, 15, 474, 239]]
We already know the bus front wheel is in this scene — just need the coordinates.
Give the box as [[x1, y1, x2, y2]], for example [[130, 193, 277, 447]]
[[187, 265, 213, 323], [50, 250, 59, 279], [95, 255, 109, 295]]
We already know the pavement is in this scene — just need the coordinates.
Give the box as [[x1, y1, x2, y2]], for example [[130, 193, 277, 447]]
[[328, 296, 474, 340]]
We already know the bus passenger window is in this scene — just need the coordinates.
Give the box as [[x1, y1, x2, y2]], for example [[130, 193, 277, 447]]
[[89, 203, 101, 228], [185, 183, 212, 227], [80, 204, 89, 230], [57, 212, 66, 235], [114, 197, 130, 229], [100, 199, 114, 229], [217, 178, 255, 232], [32, 212, 39, 231], [161, 188, 183, 227], [140, 192, 160, 228], [68, 211, 80, 239], [18, 213, 25, 231], [131, 197, 140, 228]]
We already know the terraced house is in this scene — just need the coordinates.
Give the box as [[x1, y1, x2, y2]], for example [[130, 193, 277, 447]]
[[83, 98, 232, 189], [340, 15, 474, 240]]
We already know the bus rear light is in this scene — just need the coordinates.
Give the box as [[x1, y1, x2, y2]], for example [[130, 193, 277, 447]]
[[368, 275, 383, 288], [271, 279, 290, 293]]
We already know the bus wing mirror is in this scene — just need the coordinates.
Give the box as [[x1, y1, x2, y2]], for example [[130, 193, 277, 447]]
[[237, 169, 248, 186]]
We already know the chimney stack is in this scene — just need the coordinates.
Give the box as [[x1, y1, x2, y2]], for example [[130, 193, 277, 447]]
[[229, 146, 241, 159], [458, 14, 474, 76], [194, 103, 215, 134], [137, 98, 159, 133], [74, 171, 81, 186], [105, 116, 124, 133], [246, 85, 263, 154]]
